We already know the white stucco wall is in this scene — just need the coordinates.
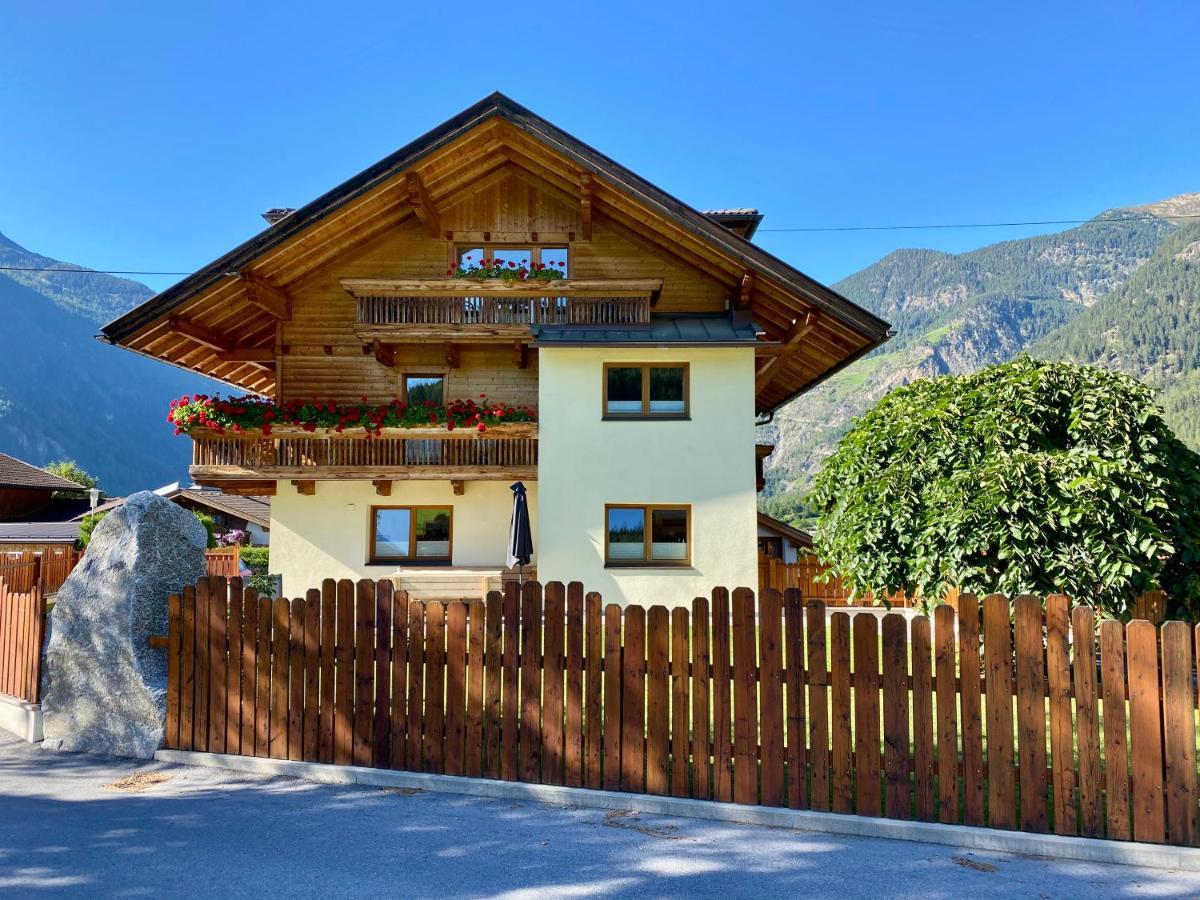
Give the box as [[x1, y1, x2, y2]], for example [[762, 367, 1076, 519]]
[[270, 480, 535, 596], [536, 346, 758, 607]]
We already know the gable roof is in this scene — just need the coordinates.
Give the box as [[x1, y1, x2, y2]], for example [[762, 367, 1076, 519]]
[[75, 485, 271, 529], [100, 93, 890, 411], [757, 512, 814, 548], [0, 453, 86, 493]]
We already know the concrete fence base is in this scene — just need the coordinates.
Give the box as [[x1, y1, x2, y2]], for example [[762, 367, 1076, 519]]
[[155, 749, 1200, 873], [0, 695, 43, 743]]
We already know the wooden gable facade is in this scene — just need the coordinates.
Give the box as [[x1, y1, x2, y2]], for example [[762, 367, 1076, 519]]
[[102, 93, 891, 416]]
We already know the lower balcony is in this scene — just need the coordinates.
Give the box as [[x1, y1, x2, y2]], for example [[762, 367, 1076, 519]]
[[188, 424, 537, 493]]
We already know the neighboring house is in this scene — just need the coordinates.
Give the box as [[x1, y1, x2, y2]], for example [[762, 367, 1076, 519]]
[[756, 512, 813, 564], [0, 452, 92, 555], [75, 483, 270, 546], [99, 94, 890, 603]]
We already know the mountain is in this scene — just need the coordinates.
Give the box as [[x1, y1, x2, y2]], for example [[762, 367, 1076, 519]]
[[760, 193, 1200, 526], [0, 232, 215, 495], [1031, 218, 1200, 447]]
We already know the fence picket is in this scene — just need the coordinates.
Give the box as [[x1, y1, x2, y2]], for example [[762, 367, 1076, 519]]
[[1045, 595, 1076, 836], [829, 611, 852, 814], [269, 596, 290, 760], [758, 590, 785, 808], [373, 582, 392, 768], [1100, 620, 1131, 841], [1128, 620, 1165, 843], [500, 583, 520, 781], [352, 581, 376, 767], [407, 599, 425, 772], [806, 601, 830, 812], [209, 577, 228, 755], [390, 590, 409, 770], [334, 581, 355, 766], [286, 597, 305, 762], [691, 596, 712, 801], [646, 605, 671, 796], [254, 594, 271, 757], [167, 593, 182, 750], [882, 613, 910, 819], [671, 606, 690, 798], [318, 580, 336, 764], [957, 594, 985, 826], [711, 588, 733, 803], [853, 613, 881, 816], [732, 588, 757, 805], [622, 604, 647, 794], [519, 583, 543, 784], [179, 585, 196, 752], [783, 588, 807, 809], [584, 591, 603, 789], [444, 601, 467, 777], [934, 605, 958, 823], [542, 582, 566, 786], [983, 594, 1016, 830], [1161, 621, 1197, 846], [1071, 606, 1101, 837], [241, 587, 259, 757], [466, 598, 486, 778], [424, 600, 446, 774], [565, 583, 584, 788], [483, 590, 503, 779], [911, 615, 935, 821], [1014, 595, 1048, 832], [603, 603, 622, 792], [226, 578, 244, 756]]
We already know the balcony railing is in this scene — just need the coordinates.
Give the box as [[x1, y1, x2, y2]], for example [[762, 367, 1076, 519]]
[[188, 424, 538, 482], [343, 278, 660, 332]]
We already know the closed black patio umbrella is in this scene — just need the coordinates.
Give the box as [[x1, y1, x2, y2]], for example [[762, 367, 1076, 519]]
[[507, 481, 533, 583]]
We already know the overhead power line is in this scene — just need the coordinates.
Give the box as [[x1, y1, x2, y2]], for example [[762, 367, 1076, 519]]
[[0, 212, 1196, 277]]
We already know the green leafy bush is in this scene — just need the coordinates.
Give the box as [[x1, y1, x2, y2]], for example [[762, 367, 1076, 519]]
[[239, 546, 275, 597], [810, 356, 1200, 618]]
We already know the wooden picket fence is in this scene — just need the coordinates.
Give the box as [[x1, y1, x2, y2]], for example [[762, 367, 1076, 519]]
[[165, 576, 1200, 847], [0, 549, 79, 594], [0, 575, 47, 703]]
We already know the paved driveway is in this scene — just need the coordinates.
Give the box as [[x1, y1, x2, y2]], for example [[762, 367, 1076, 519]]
[[0, 730, 1197, 899]]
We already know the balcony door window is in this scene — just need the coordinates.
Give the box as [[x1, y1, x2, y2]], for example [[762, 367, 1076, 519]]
[[604, 504, 691, 567], [405, 374, 445, 407], [604, 364, 689, 419], [371, 506, 453, 564], [456, 246, 569, 277]]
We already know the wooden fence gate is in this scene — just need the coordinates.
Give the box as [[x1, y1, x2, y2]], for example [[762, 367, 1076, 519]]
[[165, 576, 1200, 847], [0, 573, 47, 703]]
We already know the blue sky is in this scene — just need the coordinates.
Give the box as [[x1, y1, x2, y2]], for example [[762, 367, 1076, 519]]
[[1, 1, 1197, 293]]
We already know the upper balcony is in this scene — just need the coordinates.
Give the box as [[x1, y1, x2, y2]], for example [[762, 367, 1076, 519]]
[[344, 277, 662, 341]]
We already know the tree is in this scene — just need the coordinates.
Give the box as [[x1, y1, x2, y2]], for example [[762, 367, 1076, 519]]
[[45, 459, 97, 497], [809, 356, 1200, 618]]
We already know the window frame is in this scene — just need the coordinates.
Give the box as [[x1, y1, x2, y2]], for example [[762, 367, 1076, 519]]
[[369, 505, 454, 565], [603, 503, 692, 568], [602, 363, 690, 420], [454, 244, 570, 276], [402, 373, 447, 406]]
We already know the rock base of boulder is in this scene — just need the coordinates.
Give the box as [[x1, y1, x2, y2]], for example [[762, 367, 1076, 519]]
[[40, 492, 207, 758]]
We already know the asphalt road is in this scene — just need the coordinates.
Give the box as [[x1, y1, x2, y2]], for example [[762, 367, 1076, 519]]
[[1, 729, 1197, 899]]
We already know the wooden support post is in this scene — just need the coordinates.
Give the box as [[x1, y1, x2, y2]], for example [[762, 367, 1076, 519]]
[[451, 480, 465, 496], [292, 480, 316, 496], [513, 343, 528, 370], [239, 271, 292, 320], [373, 480, 392, 496], [579, 174, 593, 241], [406, 172, 441, 238]]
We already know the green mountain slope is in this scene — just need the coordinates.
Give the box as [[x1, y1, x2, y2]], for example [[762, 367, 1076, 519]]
[[1031, 220, 1200, 447], [760, 195, 1198, 526], [0, 233, 216, 494]]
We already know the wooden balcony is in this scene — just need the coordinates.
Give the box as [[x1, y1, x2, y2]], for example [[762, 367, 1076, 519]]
[[343, 278, 661, 341], [188, 424, 538, 487]]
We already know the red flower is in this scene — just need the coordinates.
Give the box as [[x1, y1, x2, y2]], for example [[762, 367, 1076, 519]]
[[477, 423, 487, 433]]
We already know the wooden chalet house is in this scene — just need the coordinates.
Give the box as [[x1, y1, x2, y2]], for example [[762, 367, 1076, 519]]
[[102, 94, 890, 603]]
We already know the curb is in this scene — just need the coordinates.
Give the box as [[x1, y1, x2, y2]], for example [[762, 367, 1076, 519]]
[[154, 749, 1200, 872]]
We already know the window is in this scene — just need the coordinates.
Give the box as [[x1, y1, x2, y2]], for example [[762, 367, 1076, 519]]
[[404, 374, 445, 406], [603, 364, 689, 418], [371, 507, 453, 564], [758, 536, 783, 559], [605, 505, 691, 567], [456, 246, 569, 276]]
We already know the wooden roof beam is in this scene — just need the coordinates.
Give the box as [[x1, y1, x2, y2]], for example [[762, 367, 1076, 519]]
[[217, 346, 276, 363], [579, 173, 593, 241], [737, 271, 754, 309], [168, 315, 233, 353], [755, 311, 820, 394], [239, 271, 292, 320], [405, 171, 441, 238]]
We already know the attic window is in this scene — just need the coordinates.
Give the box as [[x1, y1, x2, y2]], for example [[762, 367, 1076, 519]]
[[456, 246, 568, 276]]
